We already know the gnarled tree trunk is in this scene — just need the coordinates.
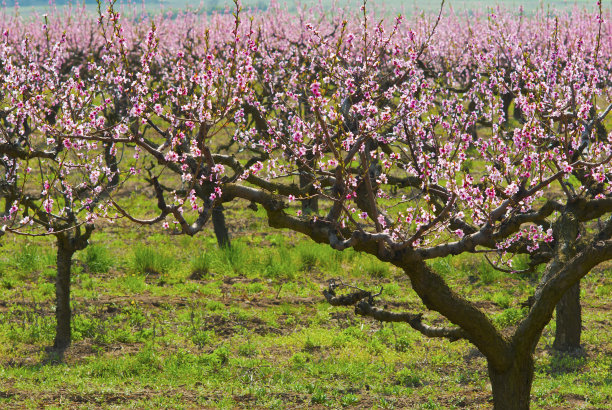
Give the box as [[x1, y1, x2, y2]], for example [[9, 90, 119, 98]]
[[553, 281, 581, 352], [54, 239, 75, 351], [488, 355, 534, 410]]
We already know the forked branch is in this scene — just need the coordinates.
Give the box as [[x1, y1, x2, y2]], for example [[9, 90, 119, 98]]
[[322, 279, 466, 342]]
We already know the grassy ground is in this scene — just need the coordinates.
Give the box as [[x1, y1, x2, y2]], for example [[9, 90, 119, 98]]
[[0, 197, 610, 409]]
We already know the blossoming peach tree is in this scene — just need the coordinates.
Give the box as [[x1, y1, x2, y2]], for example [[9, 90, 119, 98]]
[[137, 3, 610, 408], [0, 8, 121, 352]]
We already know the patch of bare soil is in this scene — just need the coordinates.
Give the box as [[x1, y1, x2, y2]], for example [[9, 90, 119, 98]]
[[0, 387, 216, 409], [78, 294, 190, 308], [0, 386, 494, 409]]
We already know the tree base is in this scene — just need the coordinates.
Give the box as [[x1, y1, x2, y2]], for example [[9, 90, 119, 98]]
[[489, 356, 534, 410]]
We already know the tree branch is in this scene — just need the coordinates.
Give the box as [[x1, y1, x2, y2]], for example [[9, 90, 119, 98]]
[[354, 300, 467, 342]]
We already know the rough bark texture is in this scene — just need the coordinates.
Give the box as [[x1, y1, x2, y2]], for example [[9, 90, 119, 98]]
[[399, 260, 512, 370], [535, 212, 582, 352], [212, 205, 231, 248], [553, 281, 582, 351], [54, 241, 75, 351], [488, 355, 534, 410]]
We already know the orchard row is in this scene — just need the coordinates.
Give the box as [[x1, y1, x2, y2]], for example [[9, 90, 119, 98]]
[[1, 2, 611, 409]]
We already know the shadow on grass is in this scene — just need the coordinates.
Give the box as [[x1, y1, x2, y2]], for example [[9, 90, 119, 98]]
[[542, 349, 587, 376], [4, 345, 67, 370]]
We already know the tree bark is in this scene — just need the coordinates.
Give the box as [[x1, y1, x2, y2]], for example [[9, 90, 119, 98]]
[[488, 355, 534, 410], [299, 183, 319, 215], [299, 152, 318, 215], [212, 204, 231, 248], [54, 240, 75, 351], [534, 212, 582, 352], [501, 92, 513, 124], [513, 104, 523, 122], [553, 281, 582, 352]]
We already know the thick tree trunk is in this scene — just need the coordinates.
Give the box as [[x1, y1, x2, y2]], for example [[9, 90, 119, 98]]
[[553, 281, 582, 352], [54, 241, 75, 351], [212, 205, 231, 248], [488, 355, 534, 410]]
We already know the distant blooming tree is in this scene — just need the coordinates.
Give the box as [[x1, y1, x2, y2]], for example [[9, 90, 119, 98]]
[[0, 8, 118, 352]]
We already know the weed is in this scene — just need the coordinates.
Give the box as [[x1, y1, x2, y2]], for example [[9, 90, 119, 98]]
[[122, 275, 146, 292], [1, 278, 15, 289], [431, 256, 453, 276], [396, 367, 422, 387], [85, 244, 113, 273], [205, 300, 225, 311], [491, 291, 511, 309], [190, 252, 211, 279], [303, 336, 320, 352], [456, 370, 476, 385], [216, 243, 248, 275], [237, 342, 258, 357], [494, 307, 528, 328], [361, 258, 390, 279], [262, 247, 296, 280], [192, 329, 215, 348], [341, 394, 360, 407], [421, 398, 439, 409], [132, 245, 172, 275], [311, 388, 328, 405], [479, 260, 502, 285], [383, 282, 401, 296], [247, 282, 264, 294], [212, 345, 230, 366], [290, 352, 311, 370], [299, 246, 319, 270], [13, 245, 43, 274], [395, 336, 412, 352]]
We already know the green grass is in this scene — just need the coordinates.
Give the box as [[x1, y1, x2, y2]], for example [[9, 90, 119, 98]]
[[132, 245, 174, 275], [85, 244, 114, 274], [190, 252, 211, 279], [0, 207, 609, 408]]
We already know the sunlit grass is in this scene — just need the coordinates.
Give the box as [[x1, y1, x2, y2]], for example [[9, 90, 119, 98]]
[[0, 207, 609, 408]]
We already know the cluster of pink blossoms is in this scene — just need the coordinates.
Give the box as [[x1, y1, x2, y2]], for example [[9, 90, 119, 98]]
[[0, 2, 610, 267]]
